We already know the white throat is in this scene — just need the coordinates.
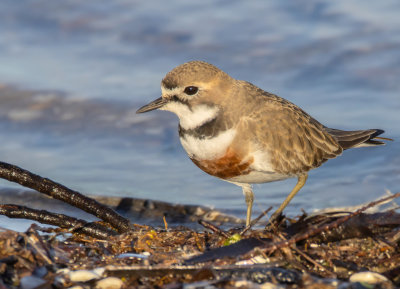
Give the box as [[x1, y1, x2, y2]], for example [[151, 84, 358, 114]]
[[161, 102, 219, 130]]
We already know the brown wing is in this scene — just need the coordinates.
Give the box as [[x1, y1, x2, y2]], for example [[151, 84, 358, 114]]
[[245, 93, 343, 175]]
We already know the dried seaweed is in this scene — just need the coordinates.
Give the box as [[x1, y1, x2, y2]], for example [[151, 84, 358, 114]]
[[0, 161, 399, 288]]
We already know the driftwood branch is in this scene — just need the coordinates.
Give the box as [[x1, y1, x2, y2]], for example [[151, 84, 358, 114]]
[[0, 161, 131, 233], [0, 204, 118, 239]]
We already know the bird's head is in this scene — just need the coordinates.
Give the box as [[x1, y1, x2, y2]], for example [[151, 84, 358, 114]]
[[137, 61, 234, 130]]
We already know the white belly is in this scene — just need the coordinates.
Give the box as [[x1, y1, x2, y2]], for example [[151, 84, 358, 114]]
[[229, 149, 293, 184], [228, 170, 291, 184]]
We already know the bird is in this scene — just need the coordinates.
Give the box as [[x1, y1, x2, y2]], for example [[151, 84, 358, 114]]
[[136, 61, 391, 227]]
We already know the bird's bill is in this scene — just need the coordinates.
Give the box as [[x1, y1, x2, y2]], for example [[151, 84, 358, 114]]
[[136, 97, 167, 113]]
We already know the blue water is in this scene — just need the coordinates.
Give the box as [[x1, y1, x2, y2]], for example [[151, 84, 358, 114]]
[[0, 0, 399, 227]]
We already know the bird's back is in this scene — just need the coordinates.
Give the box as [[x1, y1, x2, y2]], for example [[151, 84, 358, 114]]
[[228, 81, 343, 176]]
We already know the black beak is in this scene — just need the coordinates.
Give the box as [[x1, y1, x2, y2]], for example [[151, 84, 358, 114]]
[[136, 97, 167, 114]]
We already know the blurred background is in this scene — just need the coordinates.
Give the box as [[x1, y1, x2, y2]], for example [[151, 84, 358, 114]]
[[0, 1, 399, 227]]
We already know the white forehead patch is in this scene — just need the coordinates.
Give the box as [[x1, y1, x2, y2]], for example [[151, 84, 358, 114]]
[[161, 86, 181, 97], [161, 101, 219, 130]]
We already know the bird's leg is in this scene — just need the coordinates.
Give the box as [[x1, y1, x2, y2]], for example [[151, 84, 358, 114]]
[[241, 184, 254, 227], [270, 173, 308, 223]]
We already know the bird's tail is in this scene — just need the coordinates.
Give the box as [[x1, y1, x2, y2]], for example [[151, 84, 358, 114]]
[[325, 128, 393, 150]]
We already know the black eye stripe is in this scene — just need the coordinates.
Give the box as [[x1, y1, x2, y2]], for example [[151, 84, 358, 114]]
[[171, 95, 190, 107], [184, 86, 198, 95]]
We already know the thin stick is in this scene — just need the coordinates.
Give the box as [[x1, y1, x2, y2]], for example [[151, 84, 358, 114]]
[[240, 207, 272, 235], [292, 246, 336, 278], [163, 215, 168, 230], [198, 220, 230, 238]]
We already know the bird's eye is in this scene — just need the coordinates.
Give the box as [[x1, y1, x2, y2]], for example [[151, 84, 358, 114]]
[[184, 86, 198, 95]]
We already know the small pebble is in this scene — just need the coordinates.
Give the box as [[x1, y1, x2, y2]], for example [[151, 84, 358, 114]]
[[117, 252, 149, 259], [95, 277, 123, 289], [20, 275, 47, 289], [235, 255, 269, 265], [68, 268, 105, 282], [350, 271, 390, 284], [350, 271, 394, 288], [233, 280, 284, 289]]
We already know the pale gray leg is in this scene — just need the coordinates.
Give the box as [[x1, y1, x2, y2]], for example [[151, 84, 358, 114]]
[[241, 184, 254, 227], [270, 173, 308, 222]]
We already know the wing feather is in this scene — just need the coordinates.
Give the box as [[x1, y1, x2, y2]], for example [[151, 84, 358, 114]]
[[242, 92, 343, 175]]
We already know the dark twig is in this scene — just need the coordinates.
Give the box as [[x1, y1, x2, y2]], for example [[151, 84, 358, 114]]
[[0, 204, 118, 239], [259, 192, 400, 254], [198, 220, 230, 238], [292, 246, 336, 278], [253, 206, 273, 226], [0, 161, 131, 233], [240, 207, 273, 235]]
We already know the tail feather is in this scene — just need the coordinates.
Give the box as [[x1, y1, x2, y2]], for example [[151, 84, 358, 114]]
[[325, 128, 391, 150]]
